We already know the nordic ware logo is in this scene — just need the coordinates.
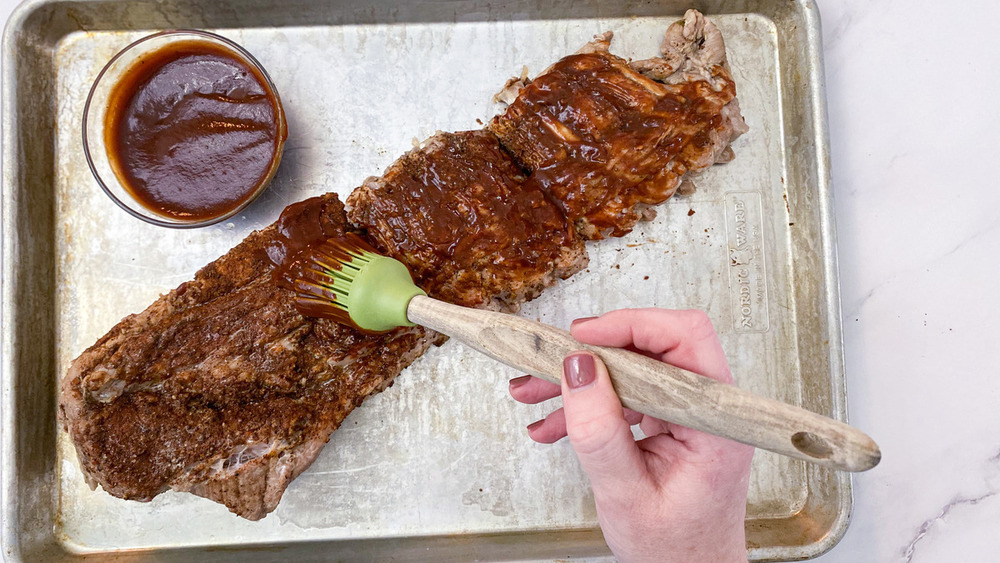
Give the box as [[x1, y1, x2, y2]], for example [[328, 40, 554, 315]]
[[726, 192, 769, 333]]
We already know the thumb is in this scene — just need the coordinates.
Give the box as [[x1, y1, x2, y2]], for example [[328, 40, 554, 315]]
[[561, 352, 646, 492]]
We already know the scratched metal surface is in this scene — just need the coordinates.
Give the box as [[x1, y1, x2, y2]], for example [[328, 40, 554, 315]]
[[1, 0, 849, 561]]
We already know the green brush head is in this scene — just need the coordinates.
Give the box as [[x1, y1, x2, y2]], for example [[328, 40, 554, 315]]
[[282, 234, 426, 332]]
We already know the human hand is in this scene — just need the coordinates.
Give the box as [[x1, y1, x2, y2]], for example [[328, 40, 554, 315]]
[[508, 309, 754, 563]]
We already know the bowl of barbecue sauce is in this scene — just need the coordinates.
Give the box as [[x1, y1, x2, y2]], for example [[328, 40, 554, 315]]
[[83, 30, 287, 227]]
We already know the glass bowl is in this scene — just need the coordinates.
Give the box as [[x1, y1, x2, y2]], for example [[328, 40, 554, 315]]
[[82, 29, 287, 228]]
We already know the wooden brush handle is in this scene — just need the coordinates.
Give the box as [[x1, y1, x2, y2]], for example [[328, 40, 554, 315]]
[[406, 296, 880, 472]]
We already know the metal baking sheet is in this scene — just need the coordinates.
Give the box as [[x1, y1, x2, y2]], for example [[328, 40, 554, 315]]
[[1, 0, 849, 560]]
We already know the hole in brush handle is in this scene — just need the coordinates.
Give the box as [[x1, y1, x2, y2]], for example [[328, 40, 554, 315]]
[[791, 431, 834, 459]]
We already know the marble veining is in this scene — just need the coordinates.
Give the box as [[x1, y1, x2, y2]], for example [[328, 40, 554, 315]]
[[900, 447, 1000, 562], [843, 221, 1000, 320]]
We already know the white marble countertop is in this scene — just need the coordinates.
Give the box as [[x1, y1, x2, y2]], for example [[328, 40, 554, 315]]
[[2, 0, 998, 561], [812, 0, 1000, 561]]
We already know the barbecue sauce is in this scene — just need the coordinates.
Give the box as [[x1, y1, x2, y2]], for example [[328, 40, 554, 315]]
[[266, 197, 345, 268], [266, 197, 378, 332], [493, 51, 734, 237], [267, 197, 346, 294], [105, 40, 286, 221]]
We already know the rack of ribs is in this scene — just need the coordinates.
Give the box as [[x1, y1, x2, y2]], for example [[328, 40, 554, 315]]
[[346, 129, 586, 312], [60, 10, 746, 520], [59, 195, 447, 520], [490, 9, 747, 239]]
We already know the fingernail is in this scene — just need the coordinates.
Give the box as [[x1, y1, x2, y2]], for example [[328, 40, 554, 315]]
[[571, 316, 598, 328], [527, 420, 545, 432], [509, 375, 532, 390], [564, 353, 597, 390]]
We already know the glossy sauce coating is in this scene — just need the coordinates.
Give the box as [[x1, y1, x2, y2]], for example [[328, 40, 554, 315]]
[[105, 40, 285, 221], [346, 131, 584, 310], [265, 196, 346, 268], [491, 51, 737, 237], [370, 134, 571, 263], [267, 198, 412, 334], [266, 197, 363, 329], [272, 234, 382, 332], [267, 197, 357, 318]]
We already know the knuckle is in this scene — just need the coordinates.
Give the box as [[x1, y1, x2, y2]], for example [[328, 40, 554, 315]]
[[567, 413, 622, 456], [682, 308, 715, 335], [680, 309, 728, 364]]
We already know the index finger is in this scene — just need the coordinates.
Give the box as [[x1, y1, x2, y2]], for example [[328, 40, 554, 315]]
[[569, 308, 733, 384]]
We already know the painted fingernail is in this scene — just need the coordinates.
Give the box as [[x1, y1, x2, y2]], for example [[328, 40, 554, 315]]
[[571, 316, 598, 327], [527, 420, 545, 432], [509, 375, 532, 391], [564, 353, 596, 390]]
